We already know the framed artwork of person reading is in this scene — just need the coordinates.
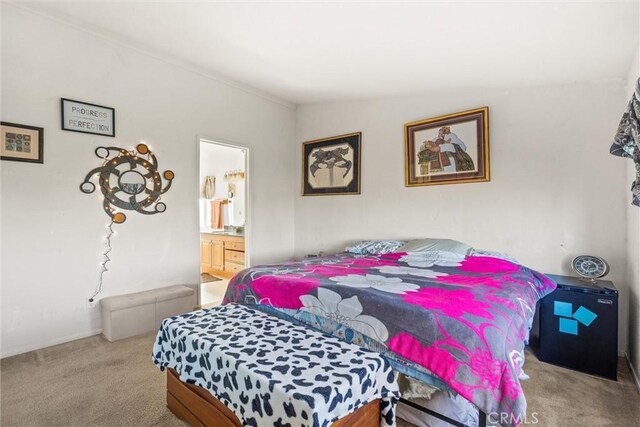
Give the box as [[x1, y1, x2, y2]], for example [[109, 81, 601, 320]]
[[405, 107, 490, 186]]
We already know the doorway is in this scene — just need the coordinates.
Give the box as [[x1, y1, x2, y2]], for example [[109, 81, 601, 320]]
[[198, 138, 248, 307]]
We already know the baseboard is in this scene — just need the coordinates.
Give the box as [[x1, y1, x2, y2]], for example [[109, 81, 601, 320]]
[[624, 352, 640, 393], [0, 328, 103, 359]]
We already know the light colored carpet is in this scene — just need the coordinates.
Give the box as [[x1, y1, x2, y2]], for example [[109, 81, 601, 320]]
[[200, 280, 229, 308], [1, 333, 638, 426], [520, 349, 640, 426], [200, 273, 221, 284], [1, 333, 183, 427]]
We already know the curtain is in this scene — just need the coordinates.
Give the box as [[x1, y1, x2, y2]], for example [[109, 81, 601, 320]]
[[610, 77, 640, 207]]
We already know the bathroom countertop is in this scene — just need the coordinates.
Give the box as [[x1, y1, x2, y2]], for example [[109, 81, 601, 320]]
[[200, 229, 244, 237]]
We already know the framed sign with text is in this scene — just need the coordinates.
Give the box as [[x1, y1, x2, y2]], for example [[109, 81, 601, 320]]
[[61, 98, 115, 137]]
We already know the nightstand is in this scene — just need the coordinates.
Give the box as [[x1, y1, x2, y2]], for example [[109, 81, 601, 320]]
[[537, 274, 618, 380]]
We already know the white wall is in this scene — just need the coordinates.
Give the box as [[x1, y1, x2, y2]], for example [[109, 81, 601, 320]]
[[2, 3, 635, 362], [0, 5, 295, 357], [295, 82, 630, 354], [624, 48, 640, 381], [199, 142, 246, 227]]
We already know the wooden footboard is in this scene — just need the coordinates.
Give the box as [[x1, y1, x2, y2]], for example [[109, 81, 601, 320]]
[[167, 368, 240, 427], [166, 368, 381, 427]]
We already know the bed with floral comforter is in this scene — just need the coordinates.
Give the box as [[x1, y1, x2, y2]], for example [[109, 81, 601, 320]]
[[223, 251, 556, 426]]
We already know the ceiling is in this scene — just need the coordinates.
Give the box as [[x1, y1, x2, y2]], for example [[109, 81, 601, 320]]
[[19, 1, 640, 105]]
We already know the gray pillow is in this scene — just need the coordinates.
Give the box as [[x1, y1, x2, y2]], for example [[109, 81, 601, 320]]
[[345, 240, 407, 255], [471, 248, 519, 263], [399, 238, 472, 255]]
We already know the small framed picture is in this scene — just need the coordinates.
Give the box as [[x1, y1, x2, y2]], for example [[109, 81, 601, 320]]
[[1, 122, 44, 164], [302, 132, 361, 196], [405, 107, 490, 186], [61, 98, 115, 137]]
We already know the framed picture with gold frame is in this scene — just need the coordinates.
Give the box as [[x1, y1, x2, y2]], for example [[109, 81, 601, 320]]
[[405, 107, 489, 187], [1, 121, 44, 164], [302, 132, 361, 196]]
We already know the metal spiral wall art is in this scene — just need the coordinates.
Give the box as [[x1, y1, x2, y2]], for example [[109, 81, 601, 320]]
[[80, 143, 174, 302]]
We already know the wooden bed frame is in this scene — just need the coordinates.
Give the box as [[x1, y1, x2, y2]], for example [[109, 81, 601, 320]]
[[166, 368, 381, 427]]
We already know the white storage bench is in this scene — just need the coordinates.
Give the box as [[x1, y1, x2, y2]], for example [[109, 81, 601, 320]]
[[101, 285, 195, 342]]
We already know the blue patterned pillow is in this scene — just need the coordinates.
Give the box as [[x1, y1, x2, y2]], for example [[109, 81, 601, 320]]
[[345, 240, 406, 255]]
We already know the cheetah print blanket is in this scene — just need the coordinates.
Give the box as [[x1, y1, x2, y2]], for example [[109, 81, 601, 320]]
[[152, 304, 400, 427]]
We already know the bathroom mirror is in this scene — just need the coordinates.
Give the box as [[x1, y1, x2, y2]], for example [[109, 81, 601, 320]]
[[199, 141, 246, 232]]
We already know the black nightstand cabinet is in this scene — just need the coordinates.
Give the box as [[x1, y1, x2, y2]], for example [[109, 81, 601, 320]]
[[538, 274, 618, 380]]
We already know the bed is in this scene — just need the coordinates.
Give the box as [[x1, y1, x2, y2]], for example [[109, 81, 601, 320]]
[[222, 246, 556, 427]]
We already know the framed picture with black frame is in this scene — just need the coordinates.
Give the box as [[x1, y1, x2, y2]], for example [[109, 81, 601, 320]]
[[61, 98, 115, 137], [302, 132, 361, 196], [1, 121, 44, 164]]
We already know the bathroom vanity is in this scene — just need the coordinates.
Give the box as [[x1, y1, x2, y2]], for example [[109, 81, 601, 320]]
[[200, 231, 245, 279]]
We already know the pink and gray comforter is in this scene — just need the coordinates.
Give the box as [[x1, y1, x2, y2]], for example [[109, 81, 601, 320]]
[[223, 251, 556, 425]]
